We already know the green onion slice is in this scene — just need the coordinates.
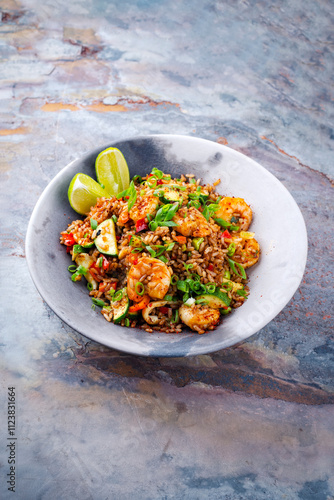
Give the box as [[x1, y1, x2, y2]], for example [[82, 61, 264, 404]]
[[68, 264, 77, 273], [113, 289, 124, 302], [92, 298, 106, 307], [135, 282, 145, 296]]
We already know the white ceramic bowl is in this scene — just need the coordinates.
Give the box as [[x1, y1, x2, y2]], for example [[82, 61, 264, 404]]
[[26, 135, 307, 356]]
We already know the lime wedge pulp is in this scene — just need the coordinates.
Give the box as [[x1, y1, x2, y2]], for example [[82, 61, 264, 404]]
[[95, 147, 130, 196], [68, 173, 110, 215]]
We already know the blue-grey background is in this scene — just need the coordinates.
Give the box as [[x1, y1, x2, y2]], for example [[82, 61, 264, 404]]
[[0, 0, 333, 498]]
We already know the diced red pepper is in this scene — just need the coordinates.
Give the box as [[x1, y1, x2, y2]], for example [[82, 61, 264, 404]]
[[208, 264, 214, 271], [135, 218, 148, 232], [64, 233, 76, 246], [110, 282, 117, 290], [116, 235, 121, 241], [222, 230, 232, 239], [66, 245, 73, 254], [156, 179, 164, 185], [102, 255, 109, 271], [159, 306, 169, 315], [99, 282, 107, 292], [125, 196, 129, 200]]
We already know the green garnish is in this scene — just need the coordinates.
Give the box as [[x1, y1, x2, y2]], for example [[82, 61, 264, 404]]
[[133, 175, 142, 183], [227, 258, 247, 280], [159, 255, 168, 264], [170, 275, 178, 285], [184, 263, 194, 273], [227, 243, 236, 257], [171, 309, 179, 323], [116, 180, 137, 211], [73, 244, 85, 255], [135, 282, 145, 296], [92, 298, 106, 307], [87, 283, 93, 291], [149, 202, 180, 230], [206, 283, 216, 294], [113, 289, 124, 302], [192, 237, 204, 251], [98, 257, 103, 267], [68, 264, 77, 273], [71, 265, 87, 281], [111, 215, 118, 223], [214, 218, 240, 231], [90, 219, 98, 230], [237, 288, 248, 298], [124, 318, 130, 326]]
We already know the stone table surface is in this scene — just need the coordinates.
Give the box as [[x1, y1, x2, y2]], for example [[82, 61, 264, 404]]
[[1, 0, 333, 499]]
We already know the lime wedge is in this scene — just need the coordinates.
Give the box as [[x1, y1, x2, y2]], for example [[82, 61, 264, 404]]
[[95, 147, 130, 196], [68, 173, 110, 215]]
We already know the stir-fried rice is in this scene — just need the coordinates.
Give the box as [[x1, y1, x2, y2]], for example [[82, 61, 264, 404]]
[[60, 168, 260, 334]]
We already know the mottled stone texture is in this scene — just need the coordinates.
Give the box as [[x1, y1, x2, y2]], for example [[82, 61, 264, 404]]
[[0, 0, 333, 499]]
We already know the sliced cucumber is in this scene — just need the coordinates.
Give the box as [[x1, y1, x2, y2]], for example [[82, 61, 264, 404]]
[[79, 239, 94, 249], [112, 289, 129, 323], [196, 290, 231, 309], [161, 190, 182, 204], [94, 218, 118, 256], [74, 253, 98, 290]]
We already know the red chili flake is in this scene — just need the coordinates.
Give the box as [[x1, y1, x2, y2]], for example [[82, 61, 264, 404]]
[[135, 218, 148, 232], [110, 282, 117, 290], [222, 230, 232, 239], [116, 235, 121, 241], [208, 264, 214, 271], [133, 258, 138, 265], [159, 307, 169, 315]]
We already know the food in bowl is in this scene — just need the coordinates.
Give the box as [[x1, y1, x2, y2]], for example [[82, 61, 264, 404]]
[[60, 166, 260, 334]]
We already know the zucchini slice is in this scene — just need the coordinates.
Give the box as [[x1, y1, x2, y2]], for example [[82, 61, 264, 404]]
[[94, 218, 118, 256], [196, 290, 231, 309], [74, 253, 98, 290], [112, 289, 129, 324]]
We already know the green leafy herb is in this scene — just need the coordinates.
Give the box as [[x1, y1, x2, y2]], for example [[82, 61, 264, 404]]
[[113, 289, 124, 302], [227, 242, 236, 257], [192, 237, 204, 251], [71, 265, 87, 282], [92, 298, 106, 307], [236, 288, 248, 298], [135, 282, 145, 296], [116, 180, 137, 211], [159, 255, 168, 264], [214, 218, 240, 231], [90, 218, 98, 230], [227, 258, 247, 279]]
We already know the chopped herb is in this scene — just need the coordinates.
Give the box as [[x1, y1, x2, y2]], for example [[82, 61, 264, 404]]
[[124, 318, 130, 327], [133, 175, 142, 183], [112, 215, 118, 223], [184, 263, 194, 273], [116, 180, 137, 211], [159, 255, 168, 264], [214, 217, 240, 232], [112, 289, 124, 302], [206, 283, 216, 294], [98, 257, 103, 267], [237, 289, 248, 298], [171, 309, 179, 323], [227, 242, 236, 257], [68, 264, 77, 273], [90, 219, 98, 230], [170, 275, 178, 285], [87, 283, 93, 291], [135, 282, 145, 296], [92, 298, 106, 307], [73, 244, 85, 255], [192, 237, 204, 251], [71, 265, 87, 281], [227, 258, 247, 279]]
